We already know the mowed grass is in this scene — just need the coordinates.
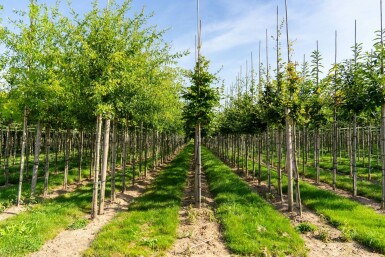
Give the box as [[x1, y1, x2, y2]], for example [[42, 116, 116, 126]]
[[0, 152, 159, 256], [83, 145, 192, 257], [0, 184, 92, 256], [245, 152, 383, 203], [302, 164, 382, 202], [201, 147, 306, 257], [0, 156, 91, 210], [232, 153, 385, 254]]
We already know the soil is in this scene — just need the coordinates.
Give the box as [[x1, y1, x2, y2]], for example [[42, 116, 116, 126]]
[[237, 169, 383, 257], [168, 166, 232, 257]]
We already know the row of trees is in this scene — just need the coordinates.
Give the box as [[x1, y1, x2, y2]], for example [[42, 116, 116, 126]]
[[210, 1, 385, 211], [0, 0, 186, 218]]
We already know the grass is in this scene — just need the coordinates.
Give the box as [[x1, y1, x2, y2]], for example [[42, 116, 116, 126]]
[[223, 149, 385, 254], [0, 158, 91, 211], [0, 184, 92, 256], [295, 222, 317, 233], [0, 147, 165, 256], [83, 145, 192, 257], [234, 151, 383, 203], [299, 182, 385, 253], [201, 147, 306, 257]]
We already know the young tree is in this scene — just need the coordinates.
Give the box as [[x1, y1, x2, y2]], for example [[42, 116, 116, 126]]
[[182, 55, 220, 208]]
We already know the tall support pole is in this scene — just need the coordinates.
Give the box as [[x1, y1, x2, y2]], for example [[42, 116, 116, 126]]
[[380, 0, 385, 209], [195, 0, 202, 208], [333, 30, 338, 191]]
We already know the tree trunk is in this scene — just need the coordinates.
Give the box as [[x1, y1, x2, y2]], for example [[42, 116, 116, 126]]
[[252, 135, 255, 178], [122, 126, 128, 192], [258, 134, 262, 185], [286, 108, 294, 212], [195, 123, 202, 208], [353, 114, 357, 197], [78, 130, 84, 183], [92, 115, 102, 219], [381, 104, 385, 208], [333, 106, 338, 190], [25, 128, 30, 178], [17, 107, 28, 206], [266, 129, 271, 192], [12, 126, 18, 166], [277, 129, 283, 201], [144, 129, 148, 177], [368, 124, 372, 180], [110, 120, 117, 202], [316, 129, 320, 184], [293, 124, 302, 216], [99, 118, 111, 215], [31, 121, 42, 197], [4, 125, 10, 185], [43, 126, 51, 197], [63, 128, 71, 190]]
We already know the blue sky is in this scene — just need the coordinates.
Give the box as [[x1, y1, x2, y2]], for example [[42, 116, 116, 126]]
[[0, 0, 382, 92]]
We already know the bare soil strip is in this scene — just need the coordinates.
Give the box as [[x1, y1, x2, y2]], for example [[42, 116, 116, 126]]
[[169, 166, 232, 257], [28, 171, 158, 257], [0, 180, 90, 222], [238, 172, 382, 257]]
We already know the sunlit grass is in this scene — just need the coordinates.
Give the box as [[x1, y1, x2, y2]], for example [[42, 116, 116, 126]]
[[202, 147, 306, 257], [224, 150, 385, 254], [83, 145, 191, 257]]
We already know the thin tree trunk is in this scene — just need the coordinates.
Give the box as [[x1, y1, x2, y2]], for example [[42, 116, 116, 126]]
[[293, 124, 302, 216], [12, 126, 17, 166], [43, 126, 51, 197], [316, 129, 320, 184], [25, 128, 30, 178], [266, 129, 271, 192], [353, 114, 357, 197], [252, 135, 255, 178], [286, 108, 294, 212], [382, 104, 385, 208], [368, 124, 372, 180], [99, 118, 111, 215], [277, 129, 283, 201], [4, 125, 10, 185], [63, 128, 71, 190], [31, 121, 42, 197], [144, 129, 148, 177], [91, 115, 102, 219], [258, 134, 262, 185], [110, 120, 117, 202], [17, 107, 28, 206], [78, 130, 84, 183], [195, 123, 202, 208], [122, 126, 128, 192]]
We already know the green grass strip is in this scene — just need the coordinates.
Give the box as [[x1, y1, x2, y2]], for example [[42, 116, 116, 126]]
[[0, 160, 91, 211], [231, 152, 385, 254], [0, 184, 92, 256], [83, 145, 192, 257], [201, 147, 306, 257], [0, 148, 163, 256]]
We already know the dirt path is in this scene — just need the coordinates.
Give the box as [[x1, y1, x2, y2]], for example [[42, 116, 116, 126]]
[[28, 169, 158, 257], [168, 166, 232, 257], [237, 171, 382, 257], [0, 180, 90, 222]]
